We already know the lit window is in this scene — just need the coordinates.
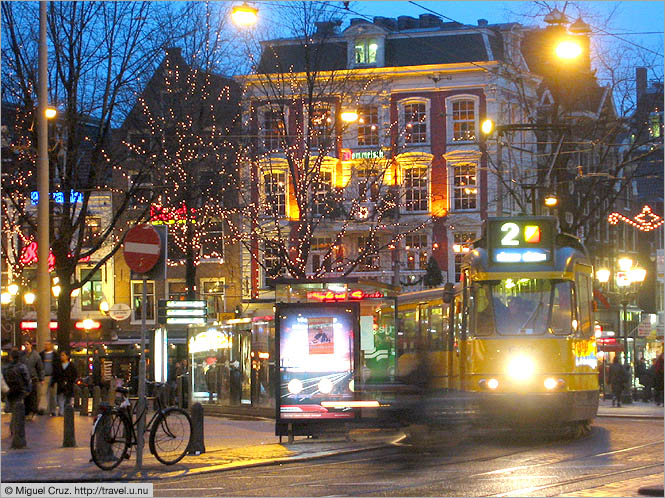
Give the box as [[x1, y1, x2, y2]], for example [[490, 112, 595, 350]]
[[405, 234, 428, 270], [310, 104, 333, 149], [310, 237, 333, 274], [202, 280, 225, 314], [263, 242, 285, 285], [453, 232, 475, 282], [403, 103, 427, 144], [80, 269, 102, 311], [357, 163, 380, 201], [131, 280, 155, 321], [262, 108, 285, 150], [312, 170, 332, 216], [358, 236, 380, 271], [168, 281, 187, 300], [404, 166, 428, 212], [83, 217, 101, 248], [649, 112, 662, 138], [354, 39, 378, 65], [357, 105, 379, 146], [200, 221, 224, 259], [453, 162, 477, 210], [264, 171, 286, 217], [452, 99, 476, 142]]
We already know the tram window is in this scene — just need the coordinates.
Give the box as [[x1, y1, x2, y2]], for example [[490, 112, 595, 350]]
[[576, 274, 593, 337], [470, 283, 494, 336], [430, 305, 445, 350], [550, 281, 574, 335], [399, 310, 418, 352]]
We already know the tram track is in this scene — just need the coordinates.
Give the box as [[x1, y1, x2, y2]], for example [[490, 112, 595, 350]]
[[155, 431, 663, 497]]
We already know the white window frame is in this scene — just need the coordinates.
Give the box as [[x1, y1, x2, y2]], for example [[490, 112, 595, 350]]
[[450, 161, 478, 211], [453, 231, 476, 282], [262, 242, 286, 286], [402, 164, 429, 213], [307, 103, 335, 151], [400, 99, 430, 145], [200, 220, 225, 261], [445, 95, 479, 144], [260, 106, 288, 152], [79, 267, 104, 312], [312, 169, 333, 217], [356, 104, 380, 147], [167, 279, 187, 300], [262, 169, 287, 217], [354, 38, 379, 66], [309, 236, 333, 274], [404, 233, 429, 270], [130, 280, 156, 324], [201, 278, 226, 315]]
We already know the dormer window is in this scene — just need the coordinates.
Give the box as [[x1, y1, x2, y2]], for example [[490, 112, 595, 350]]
[[354, 38, 378, 65]]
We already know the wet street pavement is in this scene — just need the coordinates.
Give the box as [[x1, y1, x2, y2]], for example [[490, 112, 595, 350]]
[[153, 417, 663, 497]]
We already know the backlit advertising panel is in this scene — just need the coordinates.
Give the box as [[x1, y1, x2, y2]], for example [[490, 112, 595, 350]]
[[276, 302, 359, 421]]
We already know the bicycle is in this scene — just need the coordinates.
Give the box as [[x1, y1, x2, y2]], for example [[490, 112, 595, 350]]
[[90, 381, 192, 470]]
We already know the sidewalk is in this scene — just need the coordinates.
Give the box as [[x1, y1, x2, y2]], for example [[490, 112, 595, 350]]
[[597, 397, 665, 419], [1, 411, 401, 482]]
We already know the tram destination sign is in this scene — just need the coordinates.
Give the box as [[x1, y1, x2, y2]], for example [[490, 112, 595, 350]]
[[487, 217, 556, 265], [158, 299, 207, 325]]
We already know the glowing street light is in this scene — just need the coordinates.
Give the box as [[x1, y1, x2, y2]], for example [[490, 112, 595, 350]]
[[231, 3, 258, 27], [555, 39, 583, 60], [8, 283, 19, 296], [45, 107, 57, 119], [340, 110, 359, 123], [481, 118, 494, 135], [1, 292, 11, 305], [544, 194, 558, 207], [595, 268, 610, 283], [24, 292, 36, 305]]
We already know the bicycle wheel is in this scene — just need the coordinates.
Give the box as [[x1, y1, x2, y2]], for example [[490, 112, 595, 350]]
[[149, 407, 192, 465], [90, 410, 131, 471]]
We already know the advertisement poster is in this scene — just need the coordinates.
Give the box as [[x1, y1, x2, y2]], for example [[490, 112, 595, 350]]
[[277, 302, 359, 421]]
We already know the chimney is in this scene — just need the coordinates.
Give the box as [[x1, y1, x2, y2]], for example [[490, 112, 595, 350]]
[[636, 67, 647, 102], [477, 19, 488, 27], [397, 16, 418, 31], [315, 20, 342, 36]]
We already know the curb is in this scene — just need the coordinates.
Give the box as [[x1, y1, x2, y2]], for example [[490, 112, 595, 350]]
[[1, 442, 394, 483], [638, 485, 664, 497], [597, 414, 664, 420]]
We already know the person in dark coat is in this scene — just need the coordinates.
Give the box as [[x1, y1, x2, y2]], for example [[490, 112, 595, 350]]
[[3, 349, 32, 434], [53, 351, 78, 416], [636, 358, 653, 402], [654, 353, 664, 406], [229, 361, 241, 405], [609, 355, 626, 407]]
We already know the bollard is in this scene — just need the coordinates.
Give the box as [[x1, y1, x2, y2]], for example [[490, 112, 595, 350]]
[[287, 423, 294, 444], [10, 400, 27, 449], [160, 384, 169, 409], [73, 385, 81, 409], [176, 376, 183, 409], [80, 386, 90, 416], [63, 404, 76, 447], [188, 402, 205, 455], [92, 386, 101, 417]]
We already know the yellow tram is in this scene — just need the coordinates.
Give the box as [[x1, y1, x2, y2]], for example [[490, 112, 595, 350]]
[[396, 216, 599, 431]]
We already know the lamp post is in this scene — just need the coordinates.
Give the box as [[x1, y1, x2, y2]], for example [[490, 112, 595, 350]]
[[596, 257, 646, 403]]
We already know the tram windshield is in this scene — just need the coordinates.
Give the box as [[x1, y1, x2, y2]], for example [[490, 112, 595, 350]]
[[472, 279, 575, 336]]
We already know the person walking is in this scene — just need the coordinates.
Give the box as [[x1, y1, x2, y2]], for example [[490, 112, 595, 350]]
[[609, 355, 626, 407], [654, 353, 664, 406], [21, 341, 44, 419], [40, 341, 57, 415], [3, 349, 32, 434], [53, 351, 78, 416]]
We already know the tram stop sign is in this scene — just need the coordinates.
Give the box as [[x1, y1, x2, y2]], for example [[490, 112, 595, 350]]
[[123, 224, 161, 274]]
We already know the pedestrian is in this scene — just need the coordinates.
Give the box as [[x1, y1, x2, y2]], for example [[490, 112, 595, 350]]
[[53, 351, 78, 416], [637, 357, 653, 402], [3, 349, 32, 434], [205, 363, 217, 403], [654, 353, 664, 406], [609, 355, 625, 407], [230, 360, 241, 405], [21, 341, 44, 419], [40, 341, 58, 416]]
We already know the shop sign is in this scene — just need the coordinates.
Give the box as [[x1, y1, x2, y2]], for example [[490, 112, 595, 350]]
[[188, 329, 231, 353], [150, 203, 196, 225], [306, 289, 384, 302], [340, 149, 388, 161]]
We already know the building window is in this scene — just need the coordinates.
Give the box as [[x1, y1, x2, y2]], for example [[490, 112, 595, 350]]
[[358, 236, 380, 271], [354, 38, 378, 65], [405, 234, 428, 270], [202, 280, 225, 315], [80, 269, 103, 311], [453, 232, 475, 282], [312, 170, 333, 216], [83, 217, 101, 248], [131, 280, 155, 322], [263, 243, 285, 285], [452, 162, 477, 210], [650, 112, 662, 138], [357, 163, 380, 201], [403, 166, 428, 212], [309, 104, 333, 149], [201, 221, 224, 259], [168, 281, 187, 300], [403, 103, 427, 144], [310, 237, 333, 274], [262, 108, 285, 151], [357, 105, 379, 146], [451, 99, 476, 142], [263, 171, 286, 217]]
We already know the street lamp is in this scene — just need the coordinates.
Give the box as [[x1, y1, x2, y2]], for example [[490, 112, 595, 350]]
[[231, 3, 258, 26]]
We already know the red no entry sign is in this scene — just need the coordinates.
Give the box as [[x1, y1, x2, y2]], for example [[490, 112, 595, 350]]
[[123, 224, 161, 274]]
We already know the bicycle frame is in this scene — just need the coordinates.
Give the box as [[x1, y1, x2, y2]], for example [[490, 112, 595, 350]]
[[114, 386, 166, 448]]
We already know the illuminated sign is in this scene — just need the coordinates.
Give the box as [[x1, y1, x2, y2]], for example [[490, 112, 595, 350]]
[[306, 290, 385, 302], [30, 190, 83, 205], [158, 299, 207, 325], [352, 149, 384, 160], [75, 320, 101, 330], [487, 217, 556, 265], [150, 203, 196, 225], [20, 321, 58, 330], [19, 241, 90, 271], [188, 329, 231, 353]]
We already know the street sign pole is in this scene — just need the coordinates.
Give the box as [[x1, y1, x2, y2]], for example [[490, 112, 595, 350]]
[[136, 276, 147, 470]]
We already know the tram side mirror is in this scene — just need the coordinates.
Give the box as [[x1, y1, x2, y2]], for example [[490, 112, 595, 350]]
[[442, 282, 455, 303]]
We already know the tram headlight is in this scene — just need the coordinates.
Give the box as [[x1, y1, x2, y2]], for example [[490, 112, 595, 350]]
[[318, 378, 333, 394], [288, 378, 303, 394], [544, 377, 566, 390], [506, 355, 535, 382], [487, 378, 499, 390]]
